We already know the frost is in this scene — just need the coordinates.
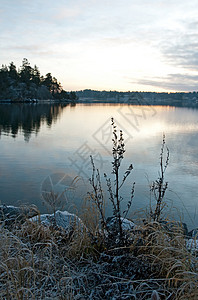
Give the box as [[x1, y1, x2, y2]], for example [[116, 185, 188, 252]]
[[31, 210, 85, 233], [186, 239, 198, 253], [107, 216, 136, 231]]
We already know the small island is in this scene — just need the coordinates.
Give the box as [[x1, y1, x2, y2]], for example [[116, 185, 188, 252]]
[[0, 58, 78, 103]]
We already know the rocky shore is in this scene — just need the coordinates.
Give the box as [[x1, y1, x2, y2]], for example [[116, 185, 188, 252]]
[[0, 204, 198, 299]]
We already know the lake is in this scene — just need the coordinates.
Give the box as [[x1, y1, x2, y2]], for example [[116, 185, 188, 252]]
[[0, 103, 198, 230]]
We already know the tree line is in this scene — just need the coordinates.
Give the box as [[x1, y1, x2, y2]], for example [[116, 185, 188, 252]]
[[0, 58, 77, 101]]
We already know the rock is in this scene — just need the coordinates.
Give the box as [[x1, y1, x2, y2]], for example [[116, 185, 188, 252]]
[[0, 204, 39, 226], [31, 210, 85, 233], [106, 217, 136, 232], [159, 220, 188, 236], [186, 239, 198, 254], [188, 228, 198, 239]]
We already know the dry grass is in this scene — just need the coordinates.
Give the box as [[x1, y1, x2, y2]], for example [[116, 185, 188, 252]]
[[128, 221, 198, 299], [0, 219, 82, 299], [0, 212, 198, 299]]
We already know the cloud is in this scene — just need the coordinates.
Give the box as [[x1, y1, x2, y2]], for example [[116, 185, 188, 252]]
[[133, 73, 198, 92], [161, 39, 198, 71], [1, 0, 198, 92], [54, 7, 82, 20], [100, 37, 138, 46], [159, 20, 198, 71], [0, 44, 55, 57], [187, 21, 198, 30]]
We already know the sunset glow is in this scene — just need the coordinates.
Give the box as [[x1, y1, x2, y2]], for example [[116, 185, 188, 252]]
[[1, 0, 198, 92]]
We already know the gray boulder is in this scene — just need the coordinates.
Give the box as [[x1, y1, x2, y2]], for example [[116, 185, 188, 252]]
[[31, 210, 85, 233], [186, 239, 198, 254], [188, 228, 198, 239], [106, 217, 136, 232], [159, 220, 188, 236], [0, 204, 39, 226]]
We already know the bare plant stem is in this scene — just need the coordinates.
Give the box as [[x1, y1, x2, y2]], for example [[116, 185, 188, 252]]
[[89, 117, 135, 245], [151, 134, 169, 222]]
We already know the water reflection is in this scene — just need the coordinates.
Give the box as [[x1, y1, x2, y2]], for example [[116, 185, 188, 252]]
[[0, 103, 73, 141], [1, 103, 198, 230]]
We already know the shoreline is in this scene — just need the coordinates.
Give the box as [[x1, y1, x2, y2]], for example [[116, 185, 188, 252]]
[[1, 96, 198, 108]]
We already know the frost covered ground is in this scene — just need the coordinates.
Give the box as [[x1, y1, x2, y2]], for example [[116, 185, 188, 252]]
[[0, 206, 198, 299]]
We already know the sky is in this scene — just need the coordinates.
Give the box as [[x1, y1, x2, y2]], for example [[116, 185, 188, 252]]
[[1, 0, 198, 92]]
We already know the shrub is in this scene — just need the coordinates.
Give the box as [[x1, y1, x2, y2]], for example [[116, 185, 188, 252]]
[[88, 117, 135, 245]]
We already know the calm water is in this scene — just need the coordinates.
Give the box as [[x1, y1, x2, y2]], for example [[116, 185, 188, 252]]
[[0, 103, 198, 229]]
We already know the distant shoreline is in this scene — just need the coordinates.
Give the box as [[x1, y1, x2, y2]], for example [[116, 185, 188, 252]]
[[1, 97, 198, 108], [0, 98, 76, 104], [1, 89, 198, 107]]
